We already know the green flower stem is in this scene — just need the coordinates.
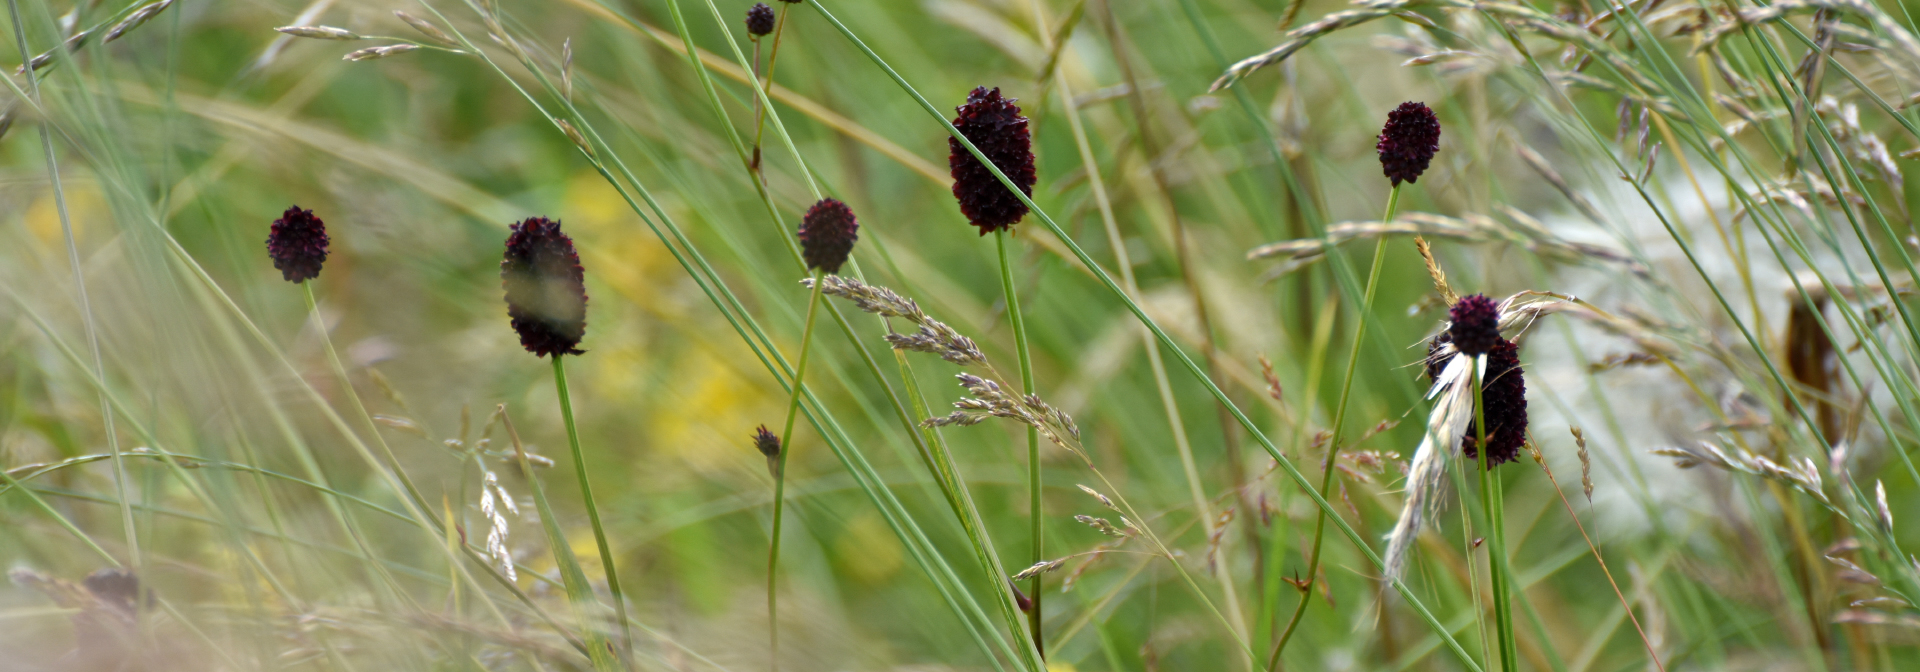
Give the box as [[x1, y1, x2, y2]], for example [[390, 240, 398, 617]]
[[998, 229, 1043, 659], [1267, 182, 1401, 670], [551, 355, 633, 663], [1472, 355, 1516, 672], [769, 267, 826, 672]]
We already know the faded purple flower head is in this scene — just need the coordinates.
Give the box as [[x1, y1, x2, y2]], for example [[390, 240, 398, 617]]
[[1376, 101, 1440, 186], [1462, 338, 1528, 468], [745, 3, 775, 37], [266, 205, 329, 283], [753, 425, 781, 459], [949, 86, 1035, 235], [501, 217, 588, 358], [799, 198, 859, 274], [1448, 294, 1501, 357]]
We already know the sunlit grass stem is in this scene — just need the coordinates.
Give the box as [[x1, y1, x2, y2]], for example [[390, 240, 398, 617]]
[[551, 355, 635, 662], [1267, 182, 1400, 669], [997, 228, 1044, 659], [769, 266, 826, 672], [1473, 356, 1516, 672]]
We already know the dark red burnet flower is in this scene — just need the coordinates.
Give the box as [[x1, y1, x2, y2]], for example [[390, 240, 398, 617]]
[[1448, 293, 1501, 357], [745, 3, 775, 37], [501, 217, 588, 358], [266, 205, 329, 283], [753, 425, 781, 459], [799, 198, 859, 274], [1462, 338, 1528, 467], [1376, 101, 1440, 186], [948, 86, 1036, 235]]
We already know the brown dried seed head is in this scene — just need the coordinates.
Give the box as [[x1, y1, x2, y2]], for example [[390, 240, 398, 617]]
[[277, 25, 361, 40]]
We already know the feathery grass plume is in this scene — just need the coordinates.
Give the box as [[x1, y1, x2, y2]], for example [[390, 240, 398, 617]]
[[479, 470, 519, 581], [1376, 101, 1440, 186], [798, 198, 859, 273], [949, 87, 1035, 234], [501, 217, 588, 358], [343, 44, 420, 62], [266, 205, 329, 283], [275, 25, 361, 40], [394, 11, 457, 47], [746, 3, 776, 37]]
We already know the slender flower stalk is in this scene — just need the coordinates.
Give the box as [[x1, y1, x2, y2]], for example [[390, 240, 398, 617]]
[[499, 217, 632, 660], [1267, 183, 1402, 669], [948, 83, 1043, 657], [998, 229, 1043, 657], [1270, 101, 1436, 669], [768, 197, 858, 672], [749, 0, 799, 173]]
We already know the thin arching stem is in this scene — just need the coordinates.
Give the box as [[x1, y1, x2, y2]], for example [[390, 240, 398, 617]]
[[768, 266, 826, 672], [551, 355, 634, 661], [1267, 183, 1402, 670]]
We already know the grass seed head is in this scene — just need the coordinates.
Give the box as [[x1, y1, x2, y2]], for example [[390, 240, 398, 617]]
[[949, 86, 1035, 235], [501, 217, 588, 358], [1376, 101, 1440, 186], [799, 198, 859, 274], [266, 205, 329, 283], [746, 3, 776, 37]]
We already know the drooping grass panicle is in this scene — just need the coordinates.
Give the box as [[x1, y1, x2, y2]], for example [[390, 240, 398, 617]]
[[803, 275, 986, 366]]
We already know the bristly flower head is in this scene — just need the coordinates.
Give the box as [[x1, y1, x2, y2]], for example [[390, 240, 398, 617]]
[[753, 425, 781, 459], [1448, 293, 1501, 356], [1462, 338, 1528, 467], [266, 205, 330, 283], [1376, 101, 1440, 186], [501, 217, 588, 358], [745, 3, 774, 37], [799, 198, 859, 274], [949, 86, 1036, 235]]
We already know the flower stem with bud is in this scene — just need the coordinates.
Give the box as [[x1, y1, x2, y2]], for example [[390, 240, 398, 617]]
[[1268, 182, 1400, 669], [768, 266, 825, 672]]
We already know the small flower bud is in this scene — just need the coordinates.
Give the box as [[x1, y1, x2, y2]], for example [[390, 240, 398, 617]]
[[1447, 294, 1501, 356]]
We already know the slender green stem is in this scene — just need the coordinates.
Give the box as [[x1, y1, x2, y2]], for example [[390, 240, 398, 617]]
[[997, 229, 1043, 659], [7, 0, 137, 570], [1267, 183, 1401, 670], [551, 356, 633, 663], [769, 267, 826, 672], [1472, 355, 1515, 672]]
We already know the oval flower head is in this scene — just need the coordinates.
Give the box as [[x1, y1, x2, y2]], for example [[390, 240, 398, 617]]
[[798, 198, 859, 274], [745, 2, 774, 37], [266, 205, 330, 283], [501, 217, 588, 358], [1376, 101, 1440, 186], [949, 86, 1036, 235]]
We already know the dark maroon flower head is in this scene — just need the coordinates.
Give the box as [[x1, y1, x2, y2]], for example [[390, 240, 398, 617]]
[[501, 217, 588, 358], [949, 86, 1036, 235], [799, 198, 859, 274], [745, 3, 775, 37], [1462, 338, 1528, 468], [753, 425, 781, 459], [1448, 294, 1501, 357], [266, 205, 329, 283], [1376, 101, 1440, 186]]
